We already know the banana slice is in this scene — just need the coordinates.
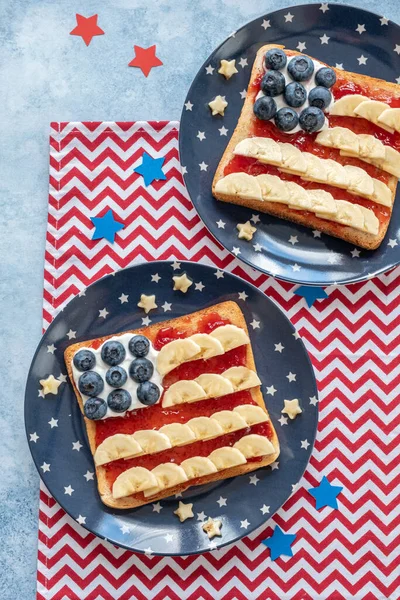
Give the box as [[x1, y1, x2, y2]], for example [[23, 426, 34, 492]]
[[371, 179, 392, 208], [379, 146, 400, 178], [186, 416, 224, 440], [233, 404, 269, 425], [132, 430, 172, 454], [180, 456, 218, 479], [222, 366, 261, 390], [113, 467, 158, 499], [162, 380, 207, 407], [316, 127, 359, 155], [209, 446, 247, 470], [211, 410, 248, 433], [195, 373, 235, 397], [359, 205, 379, 235], [156, 338, 202, 376], [234, 434, 275, 458], [316, 199, 364, 231], [301, 152, 328, 183], [325, 159, 349, 188], [189, 333, 225, 359], [354, 100, 394, 132], [344, 165, 375, 197], [256, 174, 289, 203], [234, 137, 283, 166], [286, 181, 313, 211], [210, 324, 250, 351], [357, 134, 386, 160], [94, 434, 143, 466], [377, 107, 400, 133], [307, 190, 337, 215], [144, 463, 188, 497], [214, 173, 262, 200], [329, 94, 369, 116], [279, 143, 308, 174], [158, 423, 196, 446]]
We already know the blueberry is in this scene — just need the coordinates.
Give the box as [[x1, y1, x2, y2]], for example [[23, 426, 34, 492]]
[[137, 381, 160, 406], [84, 397, 107, 420], [129, 358, 154, 383], [315, 67, 336, 88], [128, 335, 150, 358], [275, 107, 299, 132], [260, 70, 286, 97], [284, 82, 307, 108], [105, 366, 128, 388], [253, 96, 277, 121], [73, 349, 96, 372], [101, 340, 126, 366], [107, 389, 132, 413], [299, 107, 325, 133], [308, 86, 332, 110], [78, 371, 104, 397], [264, 48, 287, 71], [287, 56, 314, 82]]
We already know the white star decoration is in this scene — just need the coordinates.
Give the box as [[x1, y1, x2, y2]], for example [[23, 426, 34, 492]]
[[278, 415, 288, 426], [219, 126, 228, 136], [292, 483, 298, 492], [327, 252, 339, 264], [260, 504, 270, 514], [240, 89, 247, 99], [351, 248, 360, 258], [335, 63, 344, 70], [388, 239, 398, 248], [313, 230, 322, 238], [41, 462, 50, 473], [216, 219, 226, 229], [271, 461, 279, 470], [253, 243, 262, 252], [30, 432, 39, 443], [238, 291, 248, 301], [320, 3, 329, 13], [47, 344, 56, 354], [119, 293, 129, 304], [197, 511, 207, 522], [38, 389, 45, 398], [99, 308, 109, 319], [205, 65, 214, 75], [184, 101, 193, 111], [380, 16, 389, 26], [357, 55, 368, 65], [301, 439, 310, 450], [274, 343, 284, 353], [48, 418, 58, 428], [394, 45, 400, 55], [66, 329, 76, 340], [151, 273, 161, 282], [164, 534, 174, 543], [239, 57, 248, 68], [232, 247, 241, 256], [162, 301, 172, 312], [78, 289, 86, 297], [296, 41, 306, 52], [64, 485, 74, 495], [72, 440, 83, 451], [284, 12, 294, 23], [172, 261, 181, 270], [197, 131, 206, 141], [76, 515, 86, 525], [249, 474, 259, 485], [181, 166, 187, 175], [214, 270, 224, 279], [58, 374, 67, 383], [289, 235, 298, 245], [266, 385, 277, 396], [250, 319, 260, 329], [142, 316, 151, 326], [320, 34, 330, 44], [152, 502, 162, 513], [310, 395, 318, 406], [217, 496, 227, 507], [195, 282, 205, 291], [250, 214, 260, 224], [286, 371, 297, 382], [356, 24, 366, 34], [120, 524, 131, 534], [292, 263, 301, 272], [293, 330, 300, 340], [240, 519, 250, 529], [199, 162, 208, 171], [261, 19, 271, 30], [84, 471, 94, 481]]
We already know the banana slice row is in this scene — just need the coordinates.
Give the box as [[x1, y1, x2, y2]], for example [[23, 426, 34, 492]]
[[112, 433, 276, 499], [316, 127, 400, 178], [215, 172, 379, 235], [156, 325, 250, 376], [94, 403, 268, 466], [162, 366, 261, 407], [232, 137, 392, 207], [329, 94, 400, 134]]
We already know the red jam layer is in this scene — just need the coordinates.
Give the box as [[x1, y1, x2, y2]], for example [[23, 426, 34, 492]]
[[153, 313, 230, 350]]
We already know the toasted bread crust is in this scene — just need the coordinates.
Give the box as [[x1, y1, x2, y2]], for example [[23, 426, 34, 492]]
[[64, 301, 280, 509], [212, 44, 399, 250]]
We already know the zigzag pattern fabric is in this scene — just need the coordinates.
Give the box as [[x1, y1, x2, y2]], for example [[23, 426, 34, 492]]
[[37, 121, 400, 600]]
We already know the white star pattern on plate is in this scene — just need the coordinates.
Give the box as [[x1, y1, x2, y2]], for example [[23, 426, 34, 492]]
[[47, 344, 56, 354], [205, 65, 214, 74], [238, 291, 248, 301], [214, 270, 224, 279], [394, 45, 400, 55], [195, 282, 205, 291], [240, 89, 247, 99], [388, 239, 398, 248], [66, 329, 76, 340], [232, 247, 241, 256], [356, 24, 366, 34], [184, 101, 193, 111], [217, 496, 227, 507], [250, 319, 260, 329], [396, 76, 400, 84], [260, 504, 270, 514], [289, 235, 298, 246], [320, 3, 329, 12], [286, 371, 297, 382], [120, 524, 131, 534], [41, 462, 50, 473], [266, 385, 277, 396], [164, 534, 174, 543], [84, 470, 94, 481], [172, 261, 181, 270], [99, 308, 109, 319], [76, 515, 86, 525], [48, 418, 58, 428], [313, 230, 322, 238], [249, 474, 259, 486], [284, 12, 294, 23], [261, 19, 271, 30], [197, 131, 206, 141], [58, 374, 67, 383], [358, 55, 368, 65], [240, 519, 250, 529], [197, 511, 207, 522], [292, 263, 301, 272], [181, 166, 187, 175], [278, 415, 288, 426], [239, 57, 248, 68], [30, 432, 39, 443], [253, 243, 262, 252], [327, 252, 339, 264], [38, 389, 45, 398], [119, 293, 129, 304], [292, 483, 298, 492], [320, 34, 330, 44], [208, 540, 218, 550], [250, 214, 260, 224], [297, 41, 306, 52], [72, 440, 83, 451], [335, 63, 344, 70], [199, 162, 208, 171], [380, 16, 389, 26], [274, 343, 284, 353], [351, 248, 360, 258], [152, 502, 162, 513], [216, 219, 226, 229], [151, 273, 161, 282], [229, 31, 236, 38], [271, 461, 279, 470], [310, 395, 318, 406], [301, 439, 310, 450], [218, 126, 228, 136], [142, 316, 151, 326], [162, 301, 172, 312], [78, 289, 86, 297], [64, 485, 74, 495], [293, 330, 300, 340]]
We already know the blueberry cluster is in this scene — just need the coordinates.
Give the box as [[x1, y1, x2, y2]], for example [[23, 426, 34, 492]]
[[253, 48, 336, 133], [73, 335, 160, 420]]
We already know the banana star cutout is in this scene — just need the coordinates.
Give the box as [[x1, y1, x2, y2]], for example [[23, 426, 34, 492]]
[[39, 374, 62, 396], [202, 517, 222, 539], [237, 221, 257, 241], [137, 294, 158, 314], [281, 399, 302, 420], [174, 501, 194, 522], [209, 95, 228, 116], [173, 273, 193, 293], [218, 59, 238, 79]]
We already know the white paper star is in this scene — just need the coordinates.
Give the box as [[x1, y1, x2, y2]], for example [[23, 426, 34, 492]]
[[119, 293, 129, 304], [260, 504, 270, 514], [164, 534, 174, 543], [64, 485, 74, 495], [388, 238, 398, 248], [218, 126, 229, 136], [238, 291, 248, 301], [197, 511, 207, 522], [320, 3, 329, 12], [199, 161, 208, 171], [202, 517, 222, 538], [232, 246, 241, 256], [99, 308, 109, 319], [173, 273, 193, 293], [66, 329, 76, 339], [152, 502, 163, 513], [266, 385, 277, 396], [162, 301, 172, 312], [320, 34, 330, 44], [47, 344, 56, 354], [217, 496, 227, 507], [72, 440, 83, 451], [138, 294, 157, 313], [278, 415, 288, 426], [309, 395, 318, 406], [30, 432, 39, 443], [292, 263, 301, 272], [195, 281, 205, 291], [357, 55, 368, 65], [250, 319, 260, 329], [284, 12, 294, 23], [286, 371, 297, 382], [282, 398, 302, 420], [205, 65, 214, 75], [151, 273, 161, 283], [356, 24, 366, 34], [274, 343, 284, 353], [296, 41, 306, 52], [351, 248, 360, 258], [250, 214, 260, 224], [84, 470, 94, 481], [289, 235, 298, 246], [380, 16, 389, 26], [239, 57, 248, 68], [120, 524, 131, 534], [301, 439, 310, 450], [142, 316, 151, 326], [271, 461, 279, 470], [76, 515, 86, 525], [185, 100, 193, 111], [249, 474, 259, 486], [395, 45, 400, 55], [48, 418, 58, 428], [39, 374, 62, 396], [335, 63, 344, 70], [197, 131, 206, 141], [261, 19, 271, 30], [240, 89, 247, 99], [240, 519, 250, 529], [214, 270, 224, 279], [40, 462, 50, 473]]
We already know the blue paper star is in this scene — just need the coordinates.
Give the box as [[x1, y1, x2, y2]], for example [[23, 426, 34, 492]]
[[261, 525, 296, 560], [134, 152, 166, 186], [308, 476, 343, 510], [294, 285, 328, 307], [91, 209, 124, 243]]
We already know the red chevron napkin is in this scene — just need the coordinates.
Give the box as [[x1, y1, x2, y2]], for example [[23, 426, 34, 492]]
[[38, 121, 399, 600]]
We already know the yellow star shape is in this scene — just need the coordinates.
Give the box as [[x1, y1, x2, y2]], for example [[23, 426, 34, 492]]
[[39, 374, 62, 396], [174, 501, 194, 522], [173, 273, 193, 293], [202, 517, 222, 539], [208, 95, 228, 116], [237, 221, 257, 241], [218, 59, 238, 80], [137, 294, 158, 314], [282, 399, 302, 420]]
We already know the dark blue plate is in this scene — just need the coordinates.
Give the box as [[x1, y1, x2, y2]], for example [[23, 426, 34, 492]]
[[25, 261, 318, 555], [179, 4, 400, 286]]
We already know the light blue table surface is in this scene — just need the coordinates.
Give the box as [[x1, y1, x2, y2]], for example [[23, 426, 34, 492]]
[[1, 1, 398, 597]]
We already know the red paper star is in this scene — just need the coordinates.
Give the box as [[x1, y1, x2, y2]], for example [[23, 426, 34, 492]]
[[128, 45, 163, 77], [70, 14, 104, 46]]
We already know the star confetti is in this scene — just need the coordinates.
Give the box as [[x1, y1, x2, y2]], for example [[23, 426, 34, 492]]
[[262, 525, 296, 560], [134, 152, 166, 186], [70, 14, 104, 46], [91, 209, 124, 244], [294, 285, 328, 307], [308, 476, 343, 510], [128, 45, 163, 77]]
